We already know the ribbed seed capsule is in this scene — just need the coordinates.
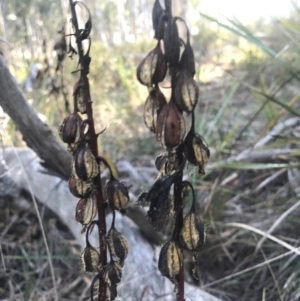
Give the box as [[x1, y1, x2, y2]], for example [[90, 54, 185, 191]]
[[144, 86, 167, 133], [73, 144, 99, 180], [174, 69, 199, 113], [179, 212, 206, 252], [81, 246, 100, 272], [156, 100, 186, 149], [152, 0, 164, 39], [107, 228, 129, 265], [73, 79, 86, 114], [69, 175, 94, 198], [102, 260, 122, 287], [105, 283, 117, 301], [75, 197, 97, 226], [136, 41, 166, 86], [106, 177, 129, 214], [158, 240, 182, 280], [58, 113, 83, 144]]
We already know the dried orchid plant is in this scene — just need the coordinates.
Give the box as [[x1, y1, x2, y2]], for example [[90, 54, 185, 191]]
[[136, 0, 210, 300], [58, 1, 129, 300]]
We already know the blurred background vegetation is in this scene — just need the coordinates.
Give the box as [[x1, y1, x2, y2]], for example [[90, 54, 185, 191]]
[[1, 0, 300, 300]]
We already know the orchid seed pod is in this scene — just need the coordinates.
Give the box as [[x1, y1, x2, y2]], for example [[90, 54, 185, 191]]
[[136, 41, 166, 86], [105, 177, 129, 214], [102, 260, 122, 287], [156, 99, 186, 149], [174, 69, 199, 113], [107, 227, 129, 266], [152, 0, 165, 40], [73, 144, 99, 180], [81, 245, 100, 272], [144, 86, 167, 133], [73, 79, 86, 114], [105, 283, 117, 301], [163, 16, 180, 68], [58, 112, 83, 144], [180, 212, 206, 252], [69, 175, 94, 198], [75, 197, 97, 226], [158, 240, 183, 280]]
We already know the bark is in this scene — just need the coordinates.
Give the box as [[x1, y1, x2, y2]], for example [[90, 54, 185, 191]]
[[0, 55, 71, 180]]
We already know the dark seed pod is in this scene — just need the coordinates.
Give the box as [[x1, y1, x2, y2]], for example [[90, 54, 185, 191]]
[[105, 177, 129, 214], [156, 99, 186, 149], [163, 16, 180, 68], [73, 144, 99, 180], [174, 69, 199, 113], [75, 197, 97, 226], [105, 283, 117, 301], [73, 79, 86, 114], [107, 227, 129, 266], [102, 260, 122, 287], [152, 0, 165, 39], [158, 240, 182, 280], [136, 41, 166, 86], [69, 175, 94, 198], [81, 246, 100, 272], [144, 86, 167, 132], [58, 113, 83, 144], [146, 172, 179, 230], [180, 212, 206, 252]]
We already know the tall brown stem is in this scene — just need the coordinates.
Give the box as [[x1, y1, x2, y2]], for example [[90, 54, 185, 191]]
[[68, 1, 107, 300]]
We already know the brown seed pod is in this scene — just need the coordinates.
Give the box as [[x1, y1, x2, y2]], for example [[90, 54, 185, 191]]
[[102, 260, 122, 287], [180, 212, 206, 252], [156, 99, 186, 149], [144, 86, 167, 133], [184, 113, 210, 175], [158, 240, 182, 281], [69, 175, 94, 198], [152, 0, 165, 39], [174, 69, 199, 113], [73, 79, 86, 114], [81, 246, 100, 272], [75, 197, 97, 226], [136, 41, 166, 86], [58, 113, 83, 144], [73, 144, 99, 180], [107, 227, 129, 266], [163, 16, 180, 68], [105, 177, 129, 214]]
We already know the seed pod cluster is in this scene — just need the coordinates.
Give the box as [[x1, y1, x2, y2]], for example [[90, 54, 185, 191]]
[[136, 0, 210, 296], [60, 2, 130, 300]]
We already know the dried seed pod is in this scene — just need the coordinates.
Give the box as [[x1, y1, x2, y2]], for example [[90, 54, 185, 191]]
[[73, 79, 86, 114], [105, 177, 129, 214], [184, 113, 210, 175], [180, 212, 206, 252], [69, 175, 94, 198], [107, 227, 129, 266], [102, 260, 122, 287], [73, 144, 99, 180], [136, 41, 166, 86], [145, 172, 179, 230], [163, 16, 180, 68], [75, 197, 97, 226], [58, 113, 83, 144], [81, 246, 100, 272], [156, 99, 186, 149], [174, 69, 199, 113], [152, 0, 165, 39], [158, 240, 182, 281], [105, 283, 117, 301], [144, 86, 167, 133]]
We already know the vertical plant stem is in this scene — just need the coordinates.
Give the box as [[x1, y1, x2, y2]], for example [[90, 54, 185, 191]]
[[68, 1, 107, 300], [174, 147, 184, 301]]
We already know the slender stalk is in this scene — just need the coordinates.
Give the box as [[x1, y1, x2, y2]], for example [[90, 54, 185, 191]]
[[68, 1, 107, 300], [173, 147, 184, 301]]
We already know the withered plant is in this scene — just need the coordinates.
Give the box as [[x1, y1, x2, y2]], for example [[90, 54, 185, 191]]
[[58, 1, 129, 301], [136, 0, 210, 300]]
